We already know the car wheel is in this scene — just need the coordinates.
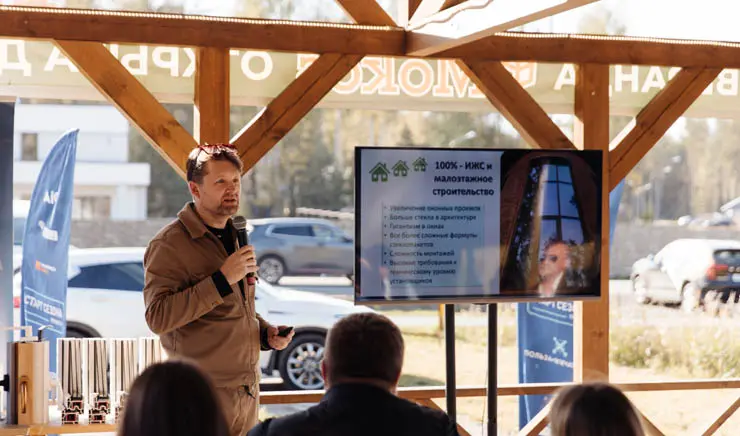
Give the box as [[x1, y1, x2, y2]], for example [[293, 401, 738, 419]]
[[633, 276, 650, 305], [66, 327, 92, 338], [277, 333, 325, 391], [258, 255, 285, 285], [681, 282, 701, 313]]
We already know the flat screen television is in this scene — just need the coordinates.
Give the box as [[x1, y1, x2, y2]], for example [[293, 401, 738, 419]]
[[354, 146, 603, 305]]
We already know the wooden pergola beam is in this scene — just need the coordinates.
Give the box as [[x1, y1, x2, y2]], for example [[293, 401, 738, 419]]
[[458, 61, 575, 150], [334, 0, 397, 26], [699, 396, 740, 435], [194, 47, 230, 145], [7, 6, 740, 67], [609, 68, 721, 190], [398, 0, 424, 26], [232, 54, 363, 172], [417, 399, 472, 436], [436, 33, 740, 68], [519, 401, 551, 435], [407, 0, 597, 56], [410, 0, 466, 23], [55, 40, 195, 178], [573, 63, 610, 382], [0, 5, 404, 56], [640, 412, 666, 436]]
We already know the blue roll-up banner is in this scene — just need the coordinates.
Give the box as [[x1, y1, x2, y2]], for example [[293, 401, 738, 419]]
[[20, 129, 78, 373], [518, 179, 626, 429]]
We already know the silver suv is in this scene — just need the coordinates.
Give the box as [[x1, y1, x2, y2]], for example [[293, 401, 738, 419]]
[[248, 218, 354, 284]]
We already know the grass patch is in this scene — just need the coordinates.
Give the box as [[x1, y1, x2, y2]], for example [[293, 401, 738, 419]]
[[610, 323, 740, 378]]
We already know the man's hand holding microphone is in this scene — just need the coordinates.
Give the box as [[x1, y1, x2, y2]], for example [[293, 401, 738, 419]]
[[219, 245, 259, 285]]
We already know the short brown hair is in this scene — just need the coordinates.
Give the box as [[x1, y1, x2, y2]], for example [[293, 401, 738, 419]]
[[186, 144, 243, 183], [324, 312, 404, 385], [549, 382, 645, 436]]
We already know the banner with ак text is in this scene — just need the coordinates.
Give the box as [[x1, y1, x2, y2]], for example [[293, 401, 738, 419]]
[[20, 129, 78, 373], [517, 179, 626, 429]]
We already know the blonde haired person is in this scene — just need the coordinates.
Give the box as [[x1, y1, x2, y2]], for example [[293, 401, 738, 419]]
[[549, 382, 645, 436]]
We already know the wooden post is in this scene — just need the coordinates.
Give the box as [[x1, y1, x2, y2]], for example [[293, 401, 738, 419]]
[[194, 47, 230, 145], [573, 63, 610, 382]]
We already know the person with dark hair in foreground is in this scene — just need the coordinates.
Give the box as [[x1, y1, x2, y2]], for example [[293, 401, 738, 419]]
[[549, 382, 645, 436], [248, 312, 459, 436], [118, 360, 229, 436]]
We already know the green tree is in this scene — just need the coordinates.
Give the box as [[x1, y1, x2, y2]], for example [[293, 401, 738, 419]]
[[129, 104, 193, 217], [397, 124, 415, 146]]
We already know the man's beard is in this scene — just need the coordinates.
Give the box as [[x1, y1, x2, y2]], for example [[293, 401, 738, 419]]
[[216, 200, 239, 216]]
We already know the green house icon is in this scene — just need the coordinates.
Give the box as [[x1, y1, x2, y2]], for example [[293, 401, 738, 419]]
[[413, 157, 428, 172], [392, 160, 410, 177], [370, 162, 390, 182]]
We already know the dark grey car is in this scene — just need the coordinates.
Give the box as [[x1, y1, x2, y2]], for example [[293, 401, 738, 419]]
[[248, 218, 354, 284]]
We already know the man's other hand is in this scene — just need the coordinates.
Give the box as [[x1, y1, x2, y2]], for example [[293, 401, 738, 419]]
[[220, 245, 259, 284], [267, 325, 294, 350]]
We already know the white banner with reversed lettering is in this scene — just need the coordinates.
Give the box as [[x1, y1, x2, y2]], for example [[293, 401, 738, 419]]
[[1, 40, 740, 116]]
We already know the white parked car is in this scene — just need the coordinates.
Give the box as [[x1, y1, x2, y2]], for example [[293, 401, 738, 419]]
[[13, 247, 372, 390]]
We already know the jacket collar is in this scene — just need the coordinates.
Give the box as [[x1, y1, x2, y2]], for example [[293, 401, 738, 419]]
[[322, 383, 394, 406], [178, 202, 234, 240]]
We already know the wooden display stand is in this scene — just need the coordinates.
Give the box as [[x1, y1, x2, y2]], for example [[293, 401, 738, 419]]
[[0, 423, 116, 436]]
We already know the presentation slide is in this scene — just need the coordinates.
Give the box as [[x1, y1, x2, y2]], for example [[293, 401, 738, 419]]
[[354, 146, 603, 304]]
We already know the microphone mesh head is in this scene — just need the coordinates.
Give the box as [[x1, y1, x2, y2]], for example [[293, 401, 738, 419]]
[[232, 215, 247, 230]]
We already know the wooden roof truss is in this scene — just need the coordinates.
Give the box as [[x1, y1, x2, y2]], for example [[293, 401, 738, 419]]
[[0, 3, 729, 433]]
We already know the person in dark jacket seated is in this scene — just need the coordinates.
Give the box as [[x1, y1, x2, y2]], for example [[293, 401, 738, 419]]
[[247, 312, 459, 436]]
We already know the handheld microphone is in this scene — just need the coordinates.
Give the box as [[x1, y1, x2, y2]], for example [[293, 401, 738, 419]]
[[232, 215, 256, 285]]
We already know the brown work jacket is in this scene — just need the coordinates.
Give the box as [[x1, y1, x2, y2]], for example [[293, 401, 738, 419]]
[[143, 203, 269, 388]]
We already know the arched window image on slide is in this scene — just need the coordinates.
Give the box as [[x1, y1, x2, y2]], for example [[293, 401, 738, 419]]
[[499, 152, 602, 299]]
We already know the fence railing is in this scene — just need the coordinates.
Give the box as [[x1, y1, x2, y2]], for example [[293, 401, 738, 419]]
[[2, 379, 739, 435], [260, 379, 740, 436]]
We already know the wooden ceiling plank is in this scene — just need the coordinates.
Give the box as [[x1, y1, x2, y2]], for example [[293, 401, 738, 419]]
[[55, 40, 195, 178], [194, 47, 230, 145], [408, 0, 597, 56], [0, 6, 404, 56], [458, 60, 576, 150], [609, 68, 721, 190], [232, 54, 363, 172], [334, 0, 397, 26]]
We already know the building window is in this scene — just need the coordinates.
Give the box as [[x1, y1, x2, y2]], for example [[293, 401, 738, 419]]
[[72, 197, 112, 220], [21, 133, 38, 161]]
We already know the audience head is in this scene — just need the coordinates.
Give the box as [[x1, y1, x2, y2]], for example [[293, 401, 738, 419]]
[[118, 360, 229, 436], [321, 312, 404, 392], [549, 382, 645, 436]]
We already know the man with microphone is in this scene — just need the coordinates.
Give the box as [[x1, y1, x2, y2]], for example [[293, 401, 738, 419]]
[[142, 143, 294, 436]]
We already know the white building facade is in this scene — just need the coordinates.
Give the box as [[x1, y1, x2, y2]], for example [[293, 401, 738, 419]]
[[12, 103, 150, 221]]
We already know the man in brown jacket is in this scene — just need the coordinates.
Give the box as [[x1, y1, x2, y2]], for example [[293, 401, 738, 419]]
[[143, 144, 294, 436]]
